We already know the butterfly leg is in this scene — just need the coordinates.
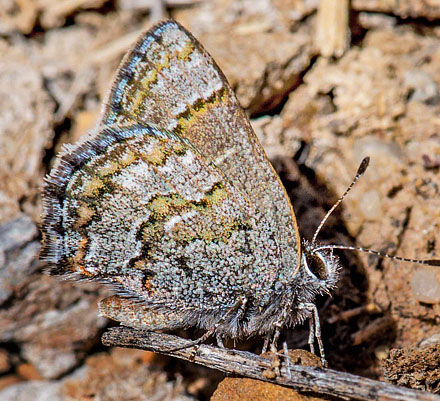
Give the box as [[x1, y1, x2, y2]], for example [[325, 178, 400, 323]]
[[300, 302, 327, 367], [164, 296, 248, 352], [283, 340, 292, 380], [308, 316, 316, 355], [261, 332, 271, 354], [216, 334, 224, 347], [270, 301, 291, 354], [270, 322, 283, 353], [267, 321, 284, 376], [165, 327, 216, 352]]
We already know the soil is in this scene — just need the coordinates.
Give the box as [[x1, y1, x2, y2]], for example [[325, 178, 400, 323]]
[[0, 0, 439, 400]]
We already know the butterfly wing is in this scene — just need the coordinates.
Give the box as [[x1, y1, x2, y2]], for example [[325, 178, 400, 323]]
[[42, 123, 283, 332], [101, 21, 301, 273], [41, 21, 302, 336]]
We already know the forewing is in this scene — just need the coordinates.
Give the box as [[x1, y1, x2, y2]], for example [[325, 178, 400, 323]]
[[101, 20, 301, 272]]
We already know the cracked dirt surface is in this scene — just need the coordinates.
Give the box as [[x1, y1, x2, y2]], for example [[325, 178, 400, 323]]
[[0, 0, 439, 399]]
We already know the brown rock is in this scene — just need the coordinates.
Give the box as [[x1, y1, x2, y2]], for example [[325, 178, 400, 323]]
[[0, 42, 55, 223], [0, 214, 40, 305], [3, 280, 109, 379], [0, 213, 110, 379], [212, 349, 324, 401], [0, 380, 62, 401], [0, 375, 22, 392], [61, 348, 195, 401], [211, 377, 326, 401], [353, 0, 440, 20], [0, 0, 108, 34], [0, 349, 11, 374], [383, 338, 440, 393], [0, 0, 38, 34], [17, 363, 43, 381], [39, 0, 108, 29]]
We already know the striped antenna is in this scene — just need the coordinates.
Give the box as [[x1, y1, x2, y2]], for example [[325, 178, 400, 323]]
[[311, 156, 440, 266], [313, 244, 440, 267], [312, 157, 370, 245]]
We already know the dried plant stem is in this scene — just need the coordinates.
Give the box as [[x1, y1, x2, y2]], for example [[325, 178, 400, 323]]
[[315, 0, 350, 58], [102, 327, 440, 401]]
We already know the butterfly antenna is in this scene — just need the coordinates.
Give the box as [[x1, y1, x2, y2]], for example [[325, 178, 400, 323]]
[[312, 157, 370, 245], [313, 244, 440, 266]]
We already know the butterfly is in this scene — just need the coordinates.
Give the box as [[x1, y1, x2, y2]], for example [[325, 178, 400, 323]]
[[41, 20, 439, 365]]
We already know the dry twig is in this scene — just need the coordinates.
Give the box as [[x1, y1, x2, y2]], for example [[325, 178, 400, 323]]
[[102, 327, 440, 401]]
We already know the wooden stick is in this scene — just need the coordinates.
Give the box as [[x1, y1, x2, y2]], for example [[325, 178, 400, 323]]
[[315, 0, 350, 58], [102, 327, 440, 401]]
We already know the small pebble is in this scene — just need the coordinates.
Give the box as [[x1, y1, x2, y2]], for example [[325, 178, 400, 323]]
[[410, 267, 440, 304]]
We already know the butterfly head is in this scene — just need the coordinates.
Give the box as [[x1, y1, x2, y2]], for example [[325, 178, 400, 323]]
[[300, 239, 341, 295], [293, 158, 371, 296]]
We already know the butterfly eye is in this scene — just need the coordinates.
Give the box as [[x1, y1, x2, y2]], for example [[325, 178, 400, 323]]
[[305, 252, 328, 281]]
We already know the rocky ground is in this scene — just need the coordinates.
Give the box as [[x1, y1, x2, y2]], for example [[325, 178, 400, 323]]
[[0, 0, 439, 400]]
